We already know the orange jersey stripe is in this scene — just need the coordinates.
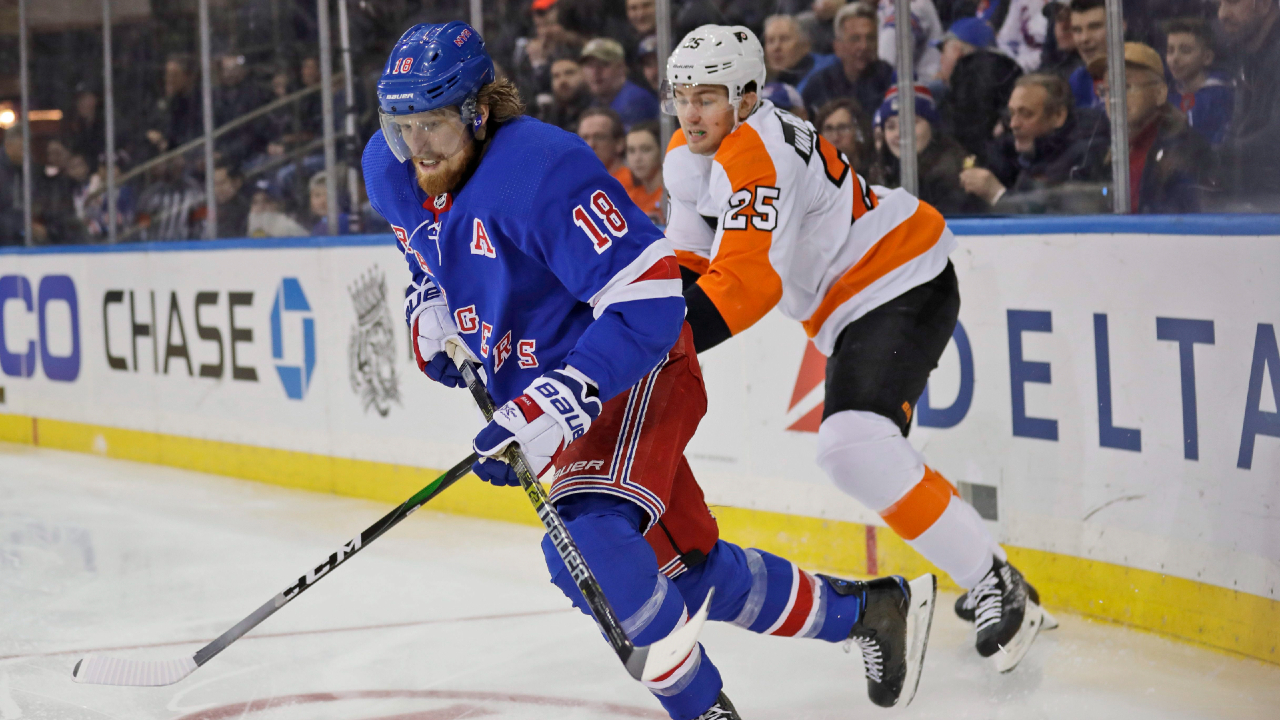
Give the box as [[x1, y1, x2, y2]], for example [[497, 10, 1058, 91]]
[[696, 123, 785, 335], [674, 249, 710, 276], [880, 467, 959, 540], [801, 200, 945, 337]]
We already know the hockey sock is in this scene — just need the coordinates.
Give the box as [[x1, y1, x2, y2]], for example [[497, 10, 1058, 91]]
[[541, 494, 722, 720], [818, 410, 1000, 590], [674, 541, 863, 644]]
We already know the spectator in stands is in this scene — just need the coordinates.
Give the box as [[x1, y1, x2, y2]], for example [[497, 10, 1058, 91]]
[[877, 0, 945, 80], [581, 38, 659, 128], [637, 35, 660, 94], [627, 0, 657, 39], [1067, 0, 1109, 108], [577, 107, 629, 182], [134, 153, 205, 241], [33, 139, 86, 244], [66, 153, 94, 229], [538, 53, 595, 130], [513, 0, 575, 108], [1163, 18, 1232, 146], [798, 0, 848, 54], [1089, 44, 1212, 213], [309, 169, 352, 235], [1039, 1, 1083, 77], [936, 17, 1024, 158], [960, 73, 1109, 211], [247, 179, 308, 238], [817, 97, 873, 176], [618, 122, 665, 224], [215, 53, 272, 167], [214, 164, 251, 238], [0, 129, 22, 244], [1216, 0, 1280, 207], [802, 3, 894, 120], [996, 0, 1049, 72], [764, 14, 836, 92], [143, 54, 202, 159], [675, 0, 728, 40], [763, 82, 809, 121], [66, 83, 104, 171], [870, 85, 987, 214]]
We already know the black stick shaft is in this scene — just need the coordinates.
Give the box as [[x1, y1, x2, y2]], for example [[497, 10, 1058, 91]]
[[192, 454, 477, 667], [456, 361, 637, 668]]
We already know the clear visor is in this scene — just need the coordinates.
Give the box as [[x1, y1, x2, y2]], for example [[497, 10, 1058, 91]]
[[660, 80, 735, 119], [380, 107, 472, 164]]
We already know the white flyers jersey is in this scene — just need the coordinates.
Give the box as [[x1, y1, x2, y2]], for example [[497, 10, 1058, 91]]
[[664, 99, 956, 356]]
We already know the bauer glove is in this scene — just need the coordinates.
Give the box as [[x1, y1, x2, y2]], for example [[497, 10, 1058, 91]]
[[405, 279, 478, 387], [471, 367, 602, 486]]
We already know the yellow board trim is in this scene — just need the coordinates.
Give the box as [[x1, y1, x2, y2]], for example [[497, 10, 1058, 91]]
[[3, 413, 1276, 665]]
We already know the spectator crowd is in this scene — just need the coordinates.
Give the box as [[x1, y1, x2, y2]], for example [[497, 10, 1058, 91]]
[[3, 0, 1278, 246]]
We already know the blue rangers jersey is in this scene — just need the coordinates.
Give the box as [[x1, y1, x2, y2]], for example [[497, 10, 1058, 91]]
[[363, 115, 684, 405]]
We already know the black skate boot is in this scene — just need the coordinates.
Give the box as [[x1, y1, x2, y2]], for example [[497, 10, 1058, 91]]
[[954, 564, 1047, 624], [968, 558, 1057, 672], [821, 573, 937, 708], [694, 692, 741, 719]]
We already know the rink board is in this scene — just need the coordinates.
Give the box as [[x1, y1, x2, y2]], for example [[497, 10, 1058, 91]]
[[1, 217, 1277, 663]]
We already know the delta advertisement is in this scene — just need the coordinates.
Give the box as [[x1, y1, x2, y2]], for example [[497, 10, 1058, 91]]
[[1, 229, 1277, 608]]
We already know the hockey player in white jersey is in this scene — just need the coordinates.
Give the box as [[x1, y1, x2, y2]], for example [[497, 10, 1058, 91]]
[[662, 24, 1056, 672]]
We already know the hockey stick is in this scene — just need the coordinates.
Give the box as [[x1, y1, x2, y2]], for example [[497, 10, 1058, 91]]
[[445, 341, 713, 683], [71, 453, 478, 687]]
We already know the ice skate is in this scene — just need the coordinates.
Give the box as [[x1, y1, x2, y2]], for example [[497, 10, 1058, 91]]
[[694, 692, 742, 719], [824, 573, 936, 708], [967, 558, 1057, 672]]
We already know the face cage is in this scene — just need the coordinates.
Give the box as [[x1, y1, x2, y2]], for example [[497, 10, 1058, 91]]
[[379, 95, 480, 164]]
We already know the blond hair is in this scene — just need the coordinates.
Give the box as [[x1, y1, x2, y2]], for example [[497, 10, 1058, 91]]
[[478, 78, 525, 124]]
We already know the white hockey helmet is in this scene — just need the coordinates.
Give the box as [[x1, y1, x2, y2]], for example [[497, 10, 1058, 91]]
[[661, 25, 766, 119]]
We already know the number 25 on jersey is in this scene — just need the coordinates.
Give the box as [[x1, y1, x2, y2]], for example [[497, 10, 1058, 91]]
[[725, 185, 780, 231]]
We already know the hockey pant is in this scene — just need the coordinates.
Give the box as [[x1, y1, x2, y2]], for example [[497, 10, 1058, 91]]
[[817, 262, 1003, 590], [543, 494, 865, 720]]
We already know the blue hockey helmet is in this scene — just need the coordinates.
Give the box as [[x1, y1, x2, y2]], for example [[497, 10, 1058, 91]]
[[377, 22, 496, 163]]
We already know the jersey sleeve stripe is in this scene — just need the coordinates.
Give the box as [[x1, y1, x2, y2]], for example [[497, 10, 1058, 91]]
[[801, 199, 947, 338], [674, 249, 710, 276], [589, 239, 683, 319], [698, 123, 785, 335]]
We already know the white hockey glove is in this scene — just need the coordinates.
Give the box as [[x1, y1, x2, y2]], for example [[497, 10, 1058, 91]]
[[471, 367, 603, 486], [404, 279, 477, 387]]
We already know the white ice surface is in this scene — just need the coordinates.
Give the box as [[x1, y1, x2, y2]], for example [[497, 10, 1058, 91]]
[[2, 444, 1277, 719]]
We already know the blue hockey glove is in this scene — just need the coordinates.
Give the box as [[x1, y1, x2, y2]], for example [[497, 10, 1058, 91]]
[[472, 368, 603, 486]]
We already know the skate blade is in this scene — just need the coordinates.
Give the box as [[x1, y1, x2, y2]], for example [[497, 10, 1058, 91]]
[[994, 601, 1047, 673], [1041, 607, 1060, 631], [897, 574, 937, 708]]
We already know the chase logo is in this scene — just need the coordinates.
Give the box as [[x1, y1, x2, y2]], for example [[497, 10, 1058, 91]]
[[271, 278, 315, 400]]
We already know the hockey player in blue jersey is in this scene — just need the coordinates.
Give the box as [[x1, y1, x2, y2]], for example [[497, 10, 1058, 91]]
[[363, 22, 937, 720]]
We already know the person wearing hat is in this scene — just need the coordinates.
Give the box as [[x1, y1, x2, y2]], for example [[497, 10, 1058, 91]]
[[870, 85, 987, 214], [1089, 43, 1212, 213], [581, 36, 659, 128], [934, 17, 1024, 159]]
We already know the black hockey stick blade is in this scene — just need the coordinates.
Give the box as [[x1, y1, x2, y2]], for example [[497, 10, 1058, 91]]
[[72, 453, 477, 686]]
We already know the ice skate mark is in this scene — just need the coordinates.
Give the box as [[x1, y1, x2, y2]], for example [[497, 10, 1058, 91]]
[[172, 690, 667, 720], [0, 609, 569, 662], [0, 672, 21, 720], [1082, 494, 1145, 522]]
